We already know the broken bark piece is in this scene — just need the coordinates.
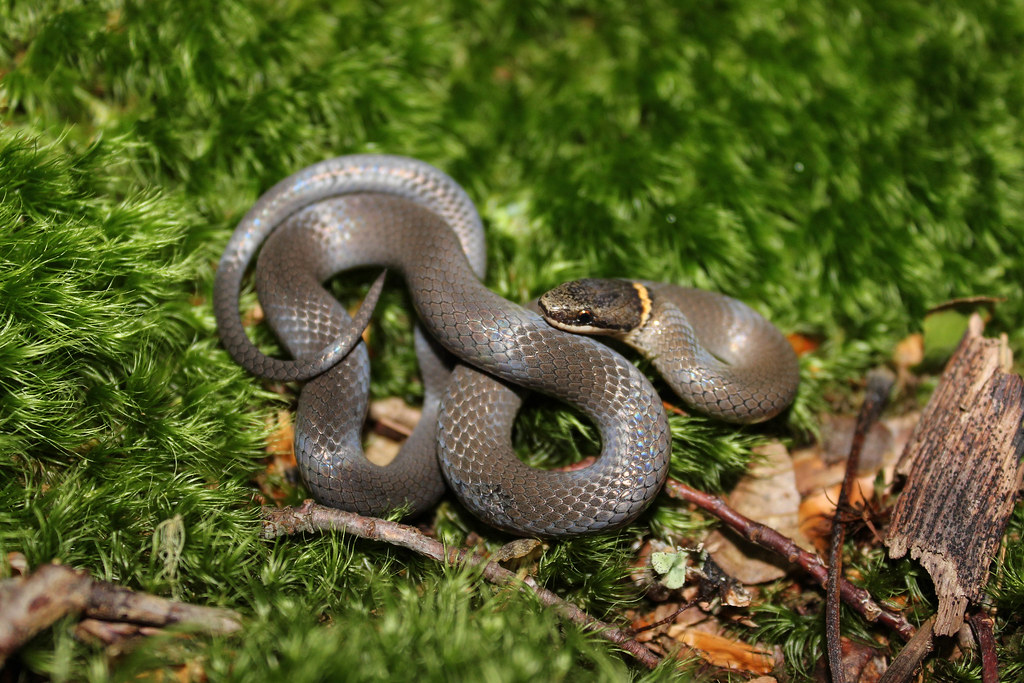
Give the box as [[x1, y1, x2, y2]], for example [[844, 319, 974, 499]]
[[885, 314, 1024, 636]]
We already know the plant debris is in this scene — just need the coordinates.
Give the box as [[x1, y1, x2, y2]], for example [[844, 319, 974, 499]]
[[0, 557, 242, 667], [886, 315, 1024, 636], [704, 442, 808, 584]]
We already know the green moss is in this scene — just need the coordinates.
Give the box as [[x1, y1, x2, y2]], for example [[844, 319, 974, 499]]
[[3, 0, 1024, 679]]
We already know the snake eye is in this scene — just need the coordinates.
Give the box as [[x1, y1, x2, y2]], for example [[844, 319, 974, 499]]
[[577, 310, 594, 326]]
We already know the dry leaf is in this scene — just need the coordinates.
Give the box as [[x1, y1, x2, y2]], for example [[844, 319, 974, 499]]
[[492, 538, 543, 563], [797, 475, 876, 553], [265, 410, 295, 461], [363, 398, 425, 465], [893, 333, 924, 370], [787, 333, 820, 356], [6, 552, 28, 576], [811, 636, 887, 683], [790, 413, 917, 496], [630, 601, 707, 642], [369, 397, 422, 437], [665, 627, 775, 674], [705, 442, 808, 584], [364, 432, 400, 466], [253, 411, 299, 502], [241, 301, 263, 328]]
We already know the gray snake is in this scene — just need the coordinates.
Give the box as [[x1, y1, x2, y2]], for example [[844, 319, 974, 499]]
[[213, 155, 799, 537]]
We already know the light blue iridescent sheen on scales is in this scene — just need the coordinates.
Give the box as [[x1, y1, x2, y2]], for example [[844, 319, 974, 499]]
[[213, 155, 798, 537]]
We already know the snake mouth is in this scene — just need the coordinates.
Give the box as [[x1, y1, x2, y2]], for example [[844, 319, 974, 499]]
[[537, 292, 618, 336], [543, 317, 607, 335]]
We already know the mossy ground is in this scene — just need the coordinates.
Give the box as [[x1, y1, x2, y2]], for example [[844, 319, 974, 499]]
[[2, 1, 1024, 680]]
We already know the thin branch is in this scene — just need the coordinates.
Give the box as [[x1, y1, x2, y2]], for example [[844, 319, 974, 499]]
[[633, 598, 698, 634], [74, 619, 168, 653], [663, 479, 915, 641], [827, 368, 894, 683], [0, 563, 241, 667], [877, 616, 935, 683], [260, 501, 663, 670], [968, 612, 999, 683]]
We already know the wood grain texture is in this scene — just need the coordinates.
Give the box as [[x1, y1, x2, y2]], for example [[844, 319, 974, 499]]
[[886, 315, 1024, 636]]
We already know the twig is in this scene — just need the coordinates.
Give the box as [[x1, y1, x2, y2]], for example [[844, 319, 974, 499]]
[[0, 563, 241, 667], [663, 479, 915, 641], [633, 598, 698, 634], [968, 612, 999, 683], [877, 616, 935, 683], [74, 619, 167, 653], [260, 501, 663, 670], [827, 368, 894, 683]]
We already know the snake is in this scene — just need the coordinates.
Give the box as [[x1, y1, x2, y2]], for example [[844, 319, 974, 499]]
[[214, 155, 799, 537], [538, 278, 800, 423]]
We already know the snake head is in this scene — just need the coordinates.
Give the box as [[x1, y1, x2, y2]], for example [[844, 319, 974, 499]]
[[538, 278, 651, 337]]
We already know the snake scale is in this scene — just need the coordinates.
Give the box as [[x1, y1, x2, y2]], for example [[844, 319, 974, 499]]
[[214, 155, 799, 537]]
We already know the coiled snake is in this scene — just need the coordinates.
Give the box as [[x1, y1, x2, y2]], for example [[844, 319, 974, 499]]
[[214, 155, 799, 537]]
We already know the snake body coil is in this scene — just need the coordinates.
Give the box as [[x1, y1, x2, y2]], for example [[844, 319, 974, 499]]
[[214, 155, 798, 537], [215, 155, 671, 537], [539, 278, 800, 423]]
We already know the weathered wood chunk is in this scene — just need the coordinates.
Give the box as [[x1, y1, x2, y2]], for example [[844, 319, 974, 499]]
[[886, 314, 1024, 636]]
